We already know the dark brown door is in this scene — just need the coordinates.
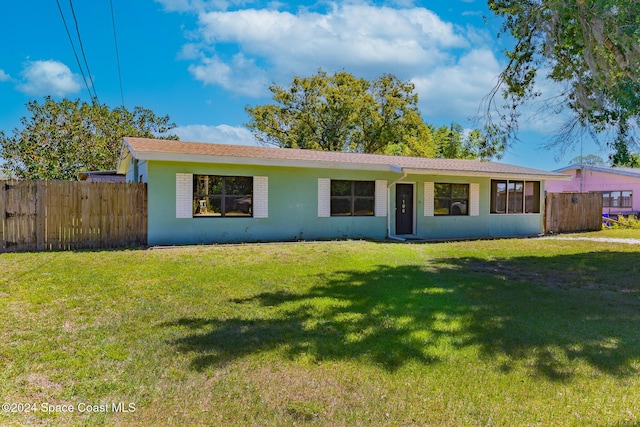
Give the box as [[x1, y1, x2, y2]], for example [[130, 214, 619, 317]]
[[396, 184, 413, 235]]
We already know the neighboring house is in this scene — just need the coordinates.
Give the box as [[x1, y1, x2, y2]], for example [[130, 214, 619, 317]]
[[116, 137, 569, 245], [78, 170, 126, 182], [545, 164, 640, 217]]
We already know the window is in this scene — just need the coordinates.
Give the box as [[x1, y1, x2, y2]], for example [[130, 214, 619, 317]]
[[330, 180, 375, 216], [603, 191, 632, 208], [434, 183, 469, 216], [193, 175, 253, 217], [524, 182, 541, 213], [491, 180, 540, 214]]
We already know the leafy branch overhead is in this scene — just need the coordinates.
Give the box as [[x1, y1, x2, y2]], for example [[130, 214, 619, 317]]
[[0, 97, 178, 180], [486, 0, 640, 154], [245, 69, 504, 160]]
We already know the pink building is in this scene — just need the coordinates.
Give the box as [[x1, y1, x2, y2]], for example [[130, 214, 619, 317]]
[[546, 165, 640, 216]]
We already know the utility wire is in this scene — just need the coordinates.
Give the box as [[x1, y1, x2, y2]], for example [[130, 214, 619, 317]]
[[55, 0, 95, 103], [109, 0, 125, 108], [68, 0, 100, 105]]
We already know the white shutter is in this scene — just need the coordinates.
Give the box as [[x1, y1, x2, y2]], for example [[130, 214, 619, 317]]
[[375, 180, 387, 217], [176, 173, 193, 218], [253, 176, 268, 218], [318, 178, 330, 217], [470, 183, 480, 216], [423, 182, 434, 216]]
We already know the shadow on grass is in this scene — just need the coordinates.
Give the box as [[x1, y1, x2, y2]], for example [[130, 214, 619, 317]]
[[163, 250, 640, 380]]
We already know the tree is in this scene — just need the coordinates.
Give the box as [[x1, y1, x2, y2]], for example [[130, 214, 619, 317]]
[[486, 0, 640, 153], [0, 97, 178, 180], [432, 123, 506, 160], [245, 70, 436, 157], [609, 120, 640, 167], [568, 154, 606, 166], [246, 70, 504, 159]]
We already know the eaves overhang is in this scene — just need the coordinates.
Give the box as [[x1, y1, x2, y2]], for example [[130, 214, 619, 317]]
[[119, 137, 571, 181], [401, 168, 572, 181], [554, 164, 640, 179], [128, 151, 404, 173]]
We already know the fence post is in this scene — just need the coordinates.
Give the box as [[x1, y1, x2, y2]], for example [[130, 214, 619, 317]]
[[0, 181, 5, 250], [36, 180, 46, 251]]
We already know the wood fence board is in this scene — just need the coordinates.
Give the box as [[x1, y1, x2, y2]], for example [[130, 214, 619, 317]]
[[0, 180, 147, 252], [2, 181, 37, 251], [545, 192, 603, 234]]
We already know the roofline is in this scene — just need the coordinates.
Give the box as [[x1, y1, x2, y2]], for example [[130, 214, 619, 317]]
[[79, 170, 120, 175], [402, 168, 571, 181], [554, 164, 640, 178], [128, 150, 571, 180], [134, 151, 398, 172]]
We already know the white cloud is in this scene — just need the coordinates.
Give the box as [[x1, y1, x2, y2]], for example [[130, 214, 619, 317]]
[[413, 48, 502, 122], [17, 60, 81, 97], [0, 69, 10, 82], [173, 124, 259, 145], [167, 2, 513, 127], [155, 0, 250, 13], [185, 4, 468, 93], [188, 53, 269, 96]]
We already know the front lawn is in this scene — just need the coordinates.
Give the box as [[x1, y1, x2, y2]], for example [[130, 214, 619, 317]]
[[1, 237, 639, 426]]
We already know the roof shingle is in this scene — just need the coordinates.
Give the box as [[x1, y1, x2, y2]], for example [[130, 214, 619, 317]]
[[122, 137, 566, 179]]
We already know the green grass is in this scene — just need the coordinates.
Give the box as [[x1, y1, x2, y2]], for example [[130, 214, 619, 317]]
[[1, 235, 640, 426], [564, 227, 640, 239]]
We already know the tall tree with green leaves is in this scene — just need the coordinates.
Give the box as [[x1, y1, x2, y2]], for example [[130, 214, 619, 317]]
[[431, 123, 505, 160], [486, 0, 640, 156], [245, 70, 437, 157], [246, 70, 505, 159], [0, 97, 178, 180]]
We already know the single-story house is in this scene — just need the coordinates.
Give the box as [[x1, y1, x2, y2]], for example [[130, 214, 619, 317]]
[[116, 137, 569, 245], [545, 164, 640, 217]]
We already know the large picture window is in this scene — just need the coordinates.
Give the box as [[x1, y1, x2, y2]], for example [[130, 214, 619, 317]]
[[434, 183, 469, 216], [193, 175, 253, 217], [330, 180, 375, 216], [491, 180, 540, 214], [602, 191, 632, 208]]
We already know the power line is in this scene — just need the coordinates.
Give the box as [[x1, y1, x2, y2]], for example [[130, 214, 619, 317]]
[[110, 0, 125, 108], [55, 0, 96, 103], [67, 0, 99, 105]]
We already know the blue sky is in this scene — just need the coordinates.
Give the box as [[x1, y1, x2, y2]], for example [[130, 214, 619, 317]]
[[0, 0, 604, 170]]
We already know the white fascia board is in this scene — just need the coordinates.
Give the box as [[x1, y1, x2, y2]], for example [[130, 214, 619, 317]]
[[126, 150, 569, 180], [401, 168, 572, 181], [116, 144, 132, 175], [132, 152, 397, 172]]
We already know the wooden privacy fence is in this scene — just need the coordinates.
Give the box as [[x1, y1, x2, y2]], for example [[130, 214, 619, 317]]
[[545, 192, 603, 234], [0, 180, 147, 252]]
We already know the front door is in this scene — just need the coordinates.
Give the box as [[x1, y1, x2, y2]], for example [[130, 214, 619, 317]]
[[396, 183, 414, 235]]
